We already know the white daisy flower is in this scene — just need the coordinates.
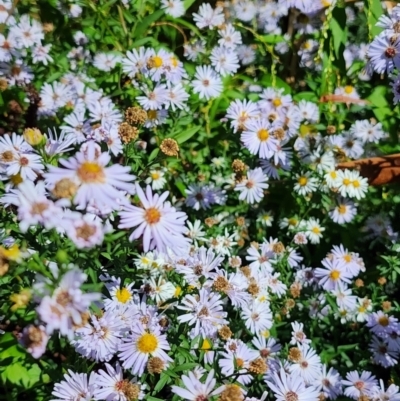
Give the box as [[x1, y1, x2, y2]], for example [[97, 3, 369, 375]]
[[193, 3, 225, 29], [314, 257, 352, 291], [118, 184, 189, 252], [241, 301, 273, 334], [329, 197, 357, 224], [241, 118, 279, 159], [171, 369, 225, 401], [118, 324, 172, 375], [210, 46, 240, 76], [51, 370, 96, 401], [234, 167, 269, 204], [44, 141, 136, 210], [294, 172, 318, 196], [161, 0, 185, 18], [94, 363, 145, 401], [191, 65, 223, 100]]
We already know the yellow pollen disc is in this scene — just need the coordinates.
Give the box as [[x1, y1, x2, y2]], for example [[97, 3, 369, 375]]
[[272, 98, 282, 107], [358, 306, 366, 313], [144, 207, 161, 224], [201, 339, 212, 350], [378, 316, 389, 326], [329, 270, 340, 280], [344, 254, 352, 263], [288, 218, 298, 226], [342, 178, 351, 186], [304, 41, 311, 50], [236, 358, 245, 368], [257, 129, 269, 141], [311, 227, 320, 234], [116, 287, 132, 303], [151, 172, 160, 180], [344, 85, 354, 94], [298, 176, 308, 186], [170, 57, 178, 67], [147, 110, 157, 120], [338, 205, 347, 214], [152, 56, 163, 68], [10, 173, 23, 185], [1, 244, 21, 261], [352, 180, 360, 188], [77, 162, 105, 183], [330, 171, 337, 179], [137, 333, 158, 353], [174, 286, 181, 297]]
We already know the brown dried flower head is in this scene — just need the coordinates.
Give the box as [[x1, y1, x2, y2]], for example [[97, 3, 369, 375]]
[[160, 138, 179, 157], [125, 106, 147, 125], [119, 122, 139, 144]]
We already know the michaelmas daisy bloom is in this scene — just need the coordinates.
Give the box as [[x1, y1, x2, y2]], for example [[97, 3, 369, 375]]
[[118, 324, 172, 375], [171, 369, 225, 401], [118, 184, 189, 252], [94, 363, 145, 401], [51, 370, 96, 401], [44, 142, 136, 210], [234, 167, 269, 204]]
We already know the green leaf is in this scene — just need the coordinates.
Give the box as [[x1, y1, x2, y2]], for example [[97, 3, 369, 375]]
[[183, 0, 197, 10], [365, 0, 383, 37], [367, 85, 389, 108], [153, 373, 170, 393], [1, 363, 29, 385], [173, 362, 198, 372], [173, 126, 200, 144], [330, 7, 347, 59], [134, 9, 164, 38], [175, 179, 186, 197], [149, 148, 160, 162]]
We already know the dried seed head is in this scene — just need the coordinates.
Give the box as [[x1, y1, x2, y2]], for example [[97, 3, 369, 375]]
[[248, 358, 267, 374], [378, 277, 387, 286], [382, 301, 391, 311], [272, 242, 285, 254], [118, 122, 139, 144], [218, 384, 244, 401], [0, 78, 7, 91], [160, 138, 179, 157], [125, 106, 147, 125], [288, 347, 302, 362], [218, 325, 232, 340], [213, 276, 230, 293], [232, 159, 246, 172], [52, 178, 78, 199], [326, 125, 336, 134], [355, 278, 364, 288], [290, 282, 302, 298], [147, 357, 165, 374]]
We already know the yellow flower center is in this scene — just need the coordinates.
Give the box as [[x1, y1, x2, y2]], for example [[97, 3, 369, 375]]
[[77, 162, 105, 183], [137, 332, 158, 353], [201, 339, 212, 350], [170, 56, 178, 67], [338, 205, 347, 214], [329, 171, 337, 179], [342, 178, 351, 186], [151, 56, 163, 68], [298, 176, 308, 186], [116, 288, 132, 304], [147, 110, 158, 120], [344, 254, 352, 263], [358, 306, 366, 313], [378, 316, 389, 326], [144, 207, 161, 224], [329, 270, 340, 280], [272, 98, 282, 107], [10, 173, 23, 185], [288, 218, 298, 226], [344, 85, 354, 94], [0, 244, 21, 261], [257, 129, 269, 142], [236, 358, 245, 368], [311, 226, 320, 234], [352, 180, 360, 188], [151, 172, 160, 180]]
